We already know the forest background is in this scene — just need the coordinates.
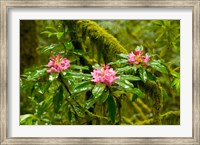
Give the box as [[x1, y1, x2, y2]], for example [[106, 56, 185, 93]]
[[20, 20, 180, 125]]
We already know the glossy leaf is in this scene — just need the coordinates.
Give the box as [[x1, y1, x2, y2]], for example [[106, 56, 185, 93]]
[[108, 59, 128, 65], [53, 85, 64, 113], [99, 89, 109, 103], [73, 81, 94, 94], [146, 70, 157, 81], [64, 41, 73, 50], [149, 60, 168, 74], [116, 66, 137, 74], [37, 44, 60, 53], [26, 68, 47, 81], [85, 97, 97, 109], [139, 68, 147, 82], [120, 75, 141, 81], [63, 71, 91, 81], [92, 83, 106, 99], [115, 79, 134, 93], [70, 65, 89, 70], [56, 32, 64, 40], [107, 95, 116, 123], [20, 114, 39, 124], [133, 88, 144, 98], [49, 73, 59, 81], [117, 53, 128, 59]]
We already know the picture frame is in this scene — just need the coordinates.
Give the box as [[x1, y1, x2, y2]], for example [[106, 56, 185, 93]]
[[0, 0, 199, 144]]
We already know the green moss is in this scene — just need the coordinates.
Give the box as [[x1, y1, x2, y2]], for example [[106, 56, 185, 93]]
[[135, 111, 180, 125], [145, 81, 163, 124], [77, 20, 128, 63]]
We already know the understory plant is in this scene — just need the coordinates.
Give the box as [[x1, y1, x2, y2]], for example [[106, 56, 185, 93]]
[[20, 20, 180, 125]]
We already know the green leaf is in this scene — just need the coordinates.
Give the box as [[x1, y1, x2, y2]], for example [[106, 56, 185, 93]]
[[49, 73, 59, 81], [72, 49, 85, 56], [149, 60, 168, 74], [108, 59, 128, 65], [37, 44, 60, 53], [56, 32, 64, 40], [132, 94, 138, 102], [92, 63, 101, 69], [92, 83, 106, 99], [116, 66, 137, 74], [120, 75, 141, 81], [117, 53, 128, 59], [20, 114, 39, 124], [85, 97, 97, 109], [99, 89, 109, 103], [41, 82, 51, 94], [107, 95, 116, 123], [63, 71, 91, 81], [70, 65, 89, 70], [40, 30, 52, 35], [171, 78, 180, 90], [133, 88, 144, 98], [53, 85, 63, 113], [115, 79, 134, 93], [139, 68, 147, 82], [162, 88, 169, 101], [146, 70, 157, 81], [135, 45, 144, 51], [171, 71, 180, 78], [64, 41, 73, 50], [26, 68, 47, 81], [73, 81, 94, 94]]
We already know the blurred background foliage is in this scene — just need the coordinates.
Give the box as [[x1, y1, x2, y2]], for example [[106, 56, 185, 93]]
[[20, 20, 180, 125]]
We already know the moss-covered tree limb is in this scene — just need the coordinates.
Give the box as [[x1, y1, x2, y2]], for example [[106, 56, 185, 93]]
[[145, 81, 163, 124], [77, 20, 128, 63], [64, 20, 97, 66], [134, 111, 180, 125]]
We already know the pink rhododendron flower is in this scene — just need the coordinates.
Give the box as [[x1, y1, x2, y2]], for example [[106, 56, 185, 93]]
[[46, 54, 70, 73], [91, 64, 119, 86], [128, 50, 150, 65], [142, 55, 151, 63]]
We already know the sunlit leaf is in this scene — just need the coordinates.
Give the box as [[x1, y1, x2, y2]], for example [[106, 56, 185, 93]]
[[108, 59, 128, 65], [120, 75, 141, 81], [56, 32, 64, 40], [116, 66, 137, 74], [92, 83, 106, 99], [37, 44, 60, 53], [85, 97, 97, 109], [70, 65, 89, 70], [49, 73, 59, 81], [116, 53, 128, 59], [139, 68, 147, 82], [115, 79, 134, 93], [149, 60, 168, 74], [73, 81, 94, 94], [64, 41, 73, 50]]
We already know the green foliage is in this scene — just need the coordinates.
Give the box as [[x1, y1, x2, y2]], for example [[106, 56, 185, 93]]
[[20, 20, 180, 125]]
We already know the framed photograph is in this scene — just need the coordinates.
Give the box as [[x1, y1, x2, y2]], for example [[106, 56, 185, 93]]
[[0, 0, 199, 144]]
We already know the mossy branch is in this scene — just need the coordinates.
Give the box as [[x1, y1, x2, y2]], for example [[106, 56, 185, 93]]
[[134, 111, 180, 125], [77, 20, 128, 63], [145, 81, 163, 125]]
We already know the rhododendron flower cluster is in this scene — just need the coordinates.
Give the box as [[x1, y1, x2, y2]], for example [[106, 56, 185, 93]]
[[128, 50, 150, 65], [46, 54, 70, 73], [91, 64, 119, 86]]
